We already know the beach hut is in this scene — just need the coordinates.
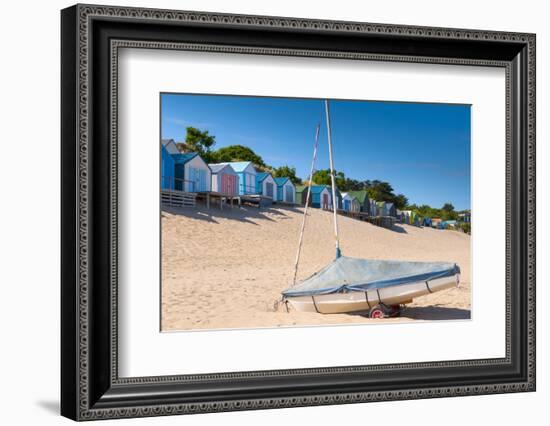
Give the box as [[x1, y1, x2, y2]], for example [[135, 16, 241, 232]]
[[295, 185, 310, 205], [341, 192, 360, 213], [409, 211, 423, 226], [432, 218, 442, 228], [274, 177, 296, 203], [326, 186, 342, 210], [375, 201, 385, 216], [255, 172, 277, 199], [376, 201, 397, 217], [171, 152, 212, 192], [440, 220, 457, 229], [396, 209, 404, 223], [309, 185, 332, 209], [161, 139, 178, 190], [209, 163, 238, 196], [347, 191, 371, 214], [369, 199, 378, 216], [459, 212, 471, 223], [400, 210, 412, 224], [227, 161, 257, 195], [162, 138, 179, 154]]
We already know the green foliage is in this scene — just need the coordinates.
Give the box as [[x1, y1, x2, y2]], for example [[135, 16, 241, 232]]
[[363, 180, 408, 209], [312, 169, 346, 191], [177, 127, 216, 162], [342, 178, 365, 191], [442, 203, 455, 212], [210, 145, 267, 167], [272, 165, 302, 185], [457, 222, 471, 235], [407, 203, 460, 222], [365, 180, 394, 201], [392, 194, 409, 210]]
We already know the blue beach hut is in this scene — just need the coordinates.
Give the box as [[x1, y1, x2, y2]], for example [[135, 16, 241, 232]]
[[255, 172, 277, 199], [274, 177, 296, 203], [161, 139, 179, 190], [226, 161, 257, 195], [309, 185, 332, 209], [172, 153, 212, 192]]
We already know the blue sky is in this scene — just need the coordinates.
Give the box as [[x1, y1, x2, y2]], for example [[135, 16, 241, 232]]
[[161, 94, 471, 210]]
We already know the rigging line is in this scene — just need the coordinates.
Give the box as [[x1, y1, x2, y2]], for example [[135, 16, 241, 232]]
[[325, 99, 341, 259], [291, 123, 321, 287]]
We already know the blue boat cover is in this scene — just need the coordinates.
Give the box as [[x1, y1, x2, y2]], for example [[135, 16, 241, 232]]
[[282, 256, 460, 297]]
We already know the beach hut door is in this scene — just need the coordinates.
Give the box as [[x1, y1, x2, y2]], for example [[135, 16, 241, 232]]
[[189, 167, 207, 192], [174, 164, 185, 191], [285, 185, 293, 202], [222, 174, 236, 195], [323, 193, 329, 209], [266, 182, 274, 198]]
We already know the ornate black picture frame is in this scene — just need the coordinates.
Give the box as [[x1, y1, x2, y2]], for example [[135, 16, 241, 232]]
[[61, 4, 536, 421]]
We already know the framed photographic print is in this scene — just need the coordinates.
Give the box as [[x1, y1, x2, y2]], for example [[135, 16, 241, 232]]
[[61, 4, 536, 421]]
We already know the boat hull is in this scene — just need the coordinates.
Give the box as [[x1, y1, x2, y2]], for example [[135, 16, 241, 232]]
[[284, 274, 460, 314]]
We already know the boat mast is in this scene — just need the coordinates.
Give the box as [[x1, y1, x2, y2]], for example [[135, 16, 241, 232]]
[[291, 123, 321, 286], [325, 99, 341, 259]]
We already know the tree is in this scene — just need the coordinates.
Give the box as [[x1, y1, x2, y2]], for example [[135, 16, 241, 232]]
[[393, 194, 409, 210], [210, 145, 267, 168], [342, 178, 364, 191], [442, 203, 455, 212], [177, 127, 216, 162], [366, 181, 396, 203], [272, 165, 302, 185], [312, 169, 346, 191]]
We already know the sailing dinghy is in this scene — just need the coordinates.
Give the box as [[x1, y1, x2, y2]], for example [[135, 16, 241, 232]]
[[282, 256, 460, 316], [281, 100, 461, 318]]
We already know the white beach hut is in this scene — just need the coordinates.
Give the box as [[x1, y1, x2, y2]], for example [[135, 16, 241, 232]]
[[341, 192, 360, 213], [255, 172, 277, 199], [274, 177, 296, 203], [209, 163, 239, 196], [172, 153, 212, 193]]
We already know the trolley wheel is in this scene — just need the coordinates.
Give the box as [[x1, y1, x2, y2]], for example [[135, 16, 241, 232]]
[[369, 305, 386, 319]]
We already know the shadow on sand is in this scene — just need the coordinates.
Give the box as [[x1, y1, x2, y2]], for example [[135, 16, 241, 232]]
[[162, 204, 302, 225], [401, 305, 471, 320], [346, 305, 470, 321], [389, 224, 408, 234]]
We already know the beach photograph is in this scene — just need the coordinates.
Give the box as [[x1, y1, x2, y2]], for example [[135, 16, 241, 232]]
[[160, 94, 472, 331]]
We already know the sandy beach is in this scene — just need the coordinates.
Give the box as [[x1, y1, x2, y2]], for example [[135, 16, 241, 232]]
[[161, 205, 471, 331]]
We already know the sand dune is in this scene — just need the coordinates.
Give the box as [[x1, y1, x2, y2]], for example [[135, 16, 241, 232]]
[[161, 205, 471, 331]]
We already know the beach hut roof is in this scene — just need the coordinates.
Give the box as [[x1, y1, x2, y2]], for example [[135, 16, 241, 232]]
[[274, 177, 291, 187], [347, 190, 369, 203], [172, 152, 198, 165], [376, 201, 386, 207], [162, 139, 180, 154], [295, 185, 308, 193], [256, 172, 273, 182], [208, 163, 235, 174], [223, 161, 254, 172], [341, 192, 356, 201], [309, 185, 328, 194], [326, 186, 341, 195]]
